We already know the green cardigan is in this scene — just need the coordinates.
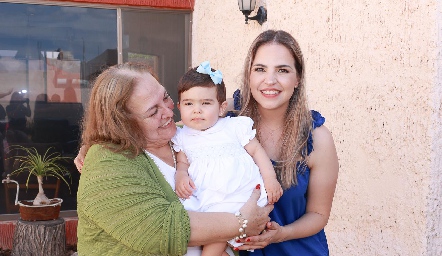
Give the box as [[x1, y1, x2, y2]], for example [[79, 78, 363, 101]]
[[77, 144, 191, 256]]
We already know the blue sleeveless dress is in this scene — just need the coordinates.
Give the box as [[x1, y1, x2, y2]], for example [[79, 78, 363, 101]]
[[231, 91, 330, 256]]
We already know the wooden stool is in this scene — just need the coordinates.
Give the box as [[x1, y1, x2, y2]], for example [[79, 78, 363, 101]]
[[12, 218, 66, 256]]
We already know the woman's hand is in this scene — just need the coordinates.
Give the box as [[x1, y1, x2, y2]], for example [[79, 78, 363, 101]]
[[236, 221, 284, 250], [187, 185, 274, 247], [238, 185, 274, 237], [74, 146, 87, 173]]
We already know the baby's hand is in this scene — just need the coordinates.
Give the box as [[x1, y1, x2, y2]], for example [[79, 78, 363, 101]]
[[175, 171, 196, 199], [264, 178, 283, 204]]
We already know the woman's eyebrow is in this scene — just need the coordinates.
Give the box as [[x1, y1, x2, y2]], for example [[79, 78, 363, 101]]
[[275, 64, 294, 69], [252, 63, 293, 69]]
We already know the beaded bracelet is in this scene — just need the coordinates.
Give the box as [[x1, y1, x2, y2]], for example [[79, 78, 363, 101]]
[[234, 211, 248, 240]]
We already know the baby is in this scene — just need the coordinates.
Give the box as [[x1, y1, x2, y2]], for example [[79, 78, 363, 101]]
[[173, 61, 282, 256]]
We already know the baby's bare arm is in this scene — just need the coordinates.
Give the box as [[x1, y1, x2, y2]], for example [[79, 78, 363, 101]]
[[245, 138, 283, 204], [175, 151, 195, 198]]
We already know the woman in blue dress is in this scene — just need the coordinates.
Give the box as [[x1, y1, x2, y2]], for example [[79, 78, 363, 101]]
[[233, 30, 339, 255]]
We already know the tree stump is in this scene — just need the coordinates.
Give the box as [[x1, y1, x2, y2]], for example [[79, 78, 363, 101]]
[[12, 218, 66, 256]]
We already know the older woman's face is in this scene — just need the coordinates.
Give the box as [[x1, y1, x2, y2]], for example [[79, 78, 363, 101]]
[[127, 73, 176, 148]]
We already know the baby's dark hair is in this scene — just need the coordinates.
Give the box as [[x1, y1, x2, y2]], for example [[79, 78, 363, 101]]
[[177, 66, 226, 104]]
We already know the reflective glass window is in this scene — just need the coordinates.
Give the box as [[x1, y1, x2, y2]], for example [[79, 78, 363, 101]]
[[0, 3, 117, 214], [121, 9, 190, 120], [0, 2, 190, 217]]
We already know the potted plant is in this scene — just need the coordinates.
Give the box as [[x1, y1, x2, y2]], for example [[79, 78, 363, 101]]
[[6, 145, 72, 221]]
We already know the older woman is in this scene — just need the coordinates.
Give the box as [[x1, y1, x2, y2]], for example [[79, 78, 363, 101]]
[[76, 62, 273, 256]]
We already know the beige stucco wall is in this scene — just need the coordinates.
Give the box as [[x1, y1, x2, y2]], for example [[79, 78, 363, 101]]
[[192, 0, 442, 255]]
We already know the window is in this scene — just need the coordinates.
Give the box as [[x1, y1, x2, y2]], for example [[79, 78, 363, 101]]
[[0, 2, 190, 215], [121, 9, 191, 120]]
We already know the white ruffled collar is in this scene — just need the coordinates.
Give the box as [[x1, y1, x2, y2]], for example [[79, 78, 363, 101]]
[[181, 117, 228, 135]]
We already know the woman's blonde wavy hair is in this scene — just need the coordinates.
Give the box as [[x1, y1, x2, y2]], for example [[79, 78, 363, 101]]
[[239, 30, 312, 189]]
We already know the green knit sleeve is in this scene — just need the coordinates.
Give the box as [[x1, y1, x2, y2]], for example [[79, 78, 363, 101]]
[[77, 145, 190, 256]]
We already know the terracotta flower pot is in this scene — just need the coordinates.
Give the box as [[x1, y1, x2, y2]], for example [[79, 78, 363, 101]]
[[18, 198, 63, 221]]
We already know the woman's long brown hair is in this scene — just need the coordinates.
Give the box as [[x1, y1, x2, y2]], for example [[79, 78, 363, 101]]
[[239, 30, 312, 189]]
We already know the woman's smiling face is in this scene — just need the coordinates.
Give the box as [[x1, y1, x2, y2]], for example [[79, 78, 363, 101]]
[[249, 43, 299, 113], [127, 73, 177, 148]]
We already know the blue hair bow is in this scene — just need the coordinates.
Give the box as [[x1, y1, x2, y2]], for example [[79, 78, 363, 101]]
[[196, 61, 223, 85]]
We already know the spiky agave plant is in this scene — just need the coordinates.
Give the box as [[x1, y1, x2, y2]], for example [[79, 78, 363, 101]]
[[9, 145, 71, 205]]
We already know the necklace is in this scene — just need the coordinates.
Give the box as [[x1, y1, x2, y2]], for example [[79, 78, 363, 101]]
[[262, 123, 283, 134], [143, 142, 177, 177], [169, 141, 177, 169], [144, 142, 176, 169], [258, 122, 284, 160], [261, 121, 283, 134], [259, 122, 283, 143]]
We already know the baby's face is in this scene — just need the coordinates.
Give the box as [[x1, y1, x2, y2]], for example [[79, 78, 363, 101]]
[[178, 86, 226, 131]]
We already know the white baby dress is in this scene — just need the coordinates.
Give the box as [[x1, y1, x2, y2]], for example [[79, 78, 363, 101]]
[[172, 116, 268, 213]]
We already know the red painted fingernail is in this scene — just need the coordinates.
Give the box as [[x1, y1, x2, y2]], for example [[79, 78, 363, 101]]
[[236, 239, 241, 243], [256, 184, 261, 189], [234, 248, 239, 251], [246, 238, 251, 242]]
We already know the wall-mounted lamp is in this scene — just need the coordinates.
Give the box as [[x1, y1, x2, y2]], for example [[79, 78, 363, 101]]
[[238, 0, 267, 25]]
